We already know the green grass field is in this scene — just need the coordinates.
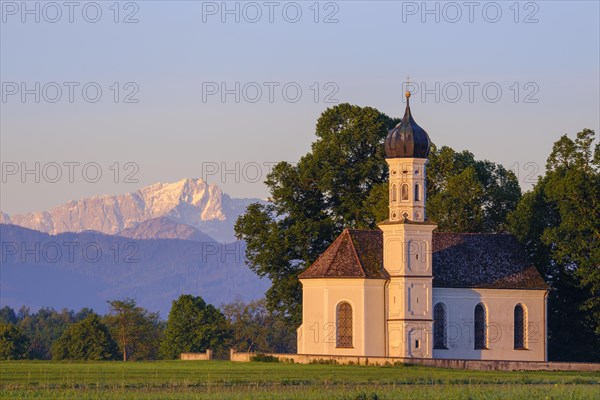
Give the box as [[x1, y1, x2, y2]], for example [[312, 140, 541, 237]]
[[1, 360, 598, 399]]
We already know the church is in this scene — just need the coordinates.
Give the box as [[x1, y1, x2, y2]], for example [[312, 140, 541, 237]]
[[297, 92, 549, 362]]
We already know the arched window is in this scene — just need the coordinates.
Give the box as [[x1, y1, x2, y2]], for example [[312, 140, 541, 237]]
[[401, 184, 409, 201], [391, 184, 397, 202], [474, 303, 487, 349], [433, 303, 448, 349], [336, 302, 353, 348], [415, 184, 420, 201], [514, 304, 526, 349]]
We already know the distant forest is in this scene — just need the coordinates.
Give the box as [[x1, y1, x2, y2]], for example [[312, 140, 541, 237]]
[[0, 296, 295, 361]]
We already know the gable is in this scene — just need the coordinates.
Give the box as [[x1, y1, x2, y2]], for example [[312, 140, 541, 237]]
[[298, 229, 387, 279]]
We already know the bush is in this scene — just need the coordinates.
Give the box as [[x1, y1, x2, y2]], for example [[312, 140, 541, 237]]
[[309, 358, 338, 365], [353, 392, 379, 400], [250, 353, 279, 362]]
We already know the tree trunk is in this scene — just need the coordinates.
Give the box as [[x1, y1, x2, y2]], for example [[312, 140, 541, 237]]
[[122, 339, 127, 361]]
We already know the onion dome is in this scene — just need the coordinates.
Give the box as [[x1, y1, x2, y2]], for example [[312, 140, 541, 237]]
[[384, 91, 431, 158]]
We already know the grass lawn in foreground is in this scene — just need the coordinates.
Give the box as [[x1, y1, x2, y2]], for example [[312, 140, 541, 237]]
[[1, 360, 598, 399]]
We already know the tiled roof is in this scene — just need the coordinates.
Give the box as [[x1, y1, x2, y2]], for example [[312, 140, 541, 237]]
[[431, 233, 548, 289], [298, 229, 388, 279], [299, 229, 548, 290]]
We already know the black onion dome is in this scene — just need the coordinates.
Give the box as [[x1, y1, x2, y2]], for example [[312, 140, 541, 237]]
[[385, 92, 431, 158]]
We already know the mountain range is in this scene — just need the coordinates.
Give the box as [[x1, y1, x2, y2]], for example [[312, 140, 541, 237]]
[[1, 178, 261, 243], [0, 179, 269, 316]]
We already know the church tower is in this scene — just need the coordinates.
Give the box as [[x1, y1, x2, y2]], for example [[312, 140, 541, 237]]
[[378, 91, 437, 358]]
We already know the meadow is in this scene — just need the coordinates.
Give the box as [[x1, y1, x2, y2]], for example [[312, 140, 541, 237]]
[[1, 360, 599, 399]]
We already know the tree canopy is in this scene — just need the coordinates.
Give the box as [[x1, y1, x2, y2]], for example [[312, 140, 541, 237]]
[[235, 103, 521, 325], [235, 104, 398, 325], [0, 322, 30, 360], [15, 307, 92, 359], [508, 128, 600, 361], [105, 299, 161, 361], [222, 298, 296, 354], [427, 145, 521, 232], [159, 295, 230, 359], [0, 306, 18, 325], [51, 313, 117, 360]]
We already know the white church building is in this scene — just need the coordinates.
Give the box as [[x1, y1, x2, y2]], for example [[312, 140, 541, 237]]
[[297, 92, 549, 362]]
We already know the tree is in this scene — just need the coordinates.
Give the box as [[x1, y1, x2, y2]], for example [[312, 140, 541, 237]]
[[0, 322, 30, 360], [236, 103, 522, 326], [0, 306, 17, 325], [426, 144, 521, 232], [236, 104, 398, 325], [427, 166, 485, 232], [51, 313, 117, 360], [222, 298, 296, 354], [509, 129, 600, 361], [159, 295, 230, 359], [105, 299, 161, 361], [16, 307, 89, 359]]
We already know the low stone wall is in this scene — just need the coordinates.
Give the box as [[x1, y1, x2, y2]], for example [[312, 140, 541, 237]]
[[229, 349, 253, 362], [180, 350, 213, 360], [229, 350, 600, 372]]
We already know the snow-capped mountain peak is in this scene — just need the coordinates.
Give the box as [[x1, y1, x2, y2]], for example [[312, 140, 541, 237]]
[[3, 178, 263, 242]]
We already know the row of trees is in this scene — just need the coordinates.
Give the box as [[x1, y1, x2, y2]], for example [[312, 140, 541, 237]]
[[0, 296, 296, 361], [235, 103, 599, 361]]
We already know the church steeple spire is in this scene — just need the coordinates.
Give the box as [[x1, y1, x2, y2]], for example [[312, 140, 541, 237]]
[[403, 90, 412, 122], [384, 89, 431, 159], [382, 88, 431, 223]]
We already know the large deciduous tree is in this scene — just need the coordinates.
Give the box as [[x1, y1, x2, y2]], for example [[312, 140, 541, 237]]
[[51, 313, 117, 360], [236, 103, 520, 326], [235, 104, 398, 325], [509, 129, 600, 361], [159, 295, 230, 359], [426, 144, 521, 232]]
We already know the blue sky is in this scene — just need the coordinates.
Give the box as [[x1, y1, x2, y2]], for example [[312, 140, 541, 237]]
[[1, 1, 599, 214]]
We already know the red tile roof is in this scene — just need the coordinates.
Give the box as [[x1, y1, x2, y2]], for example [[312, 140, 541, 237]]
[[299, 229, 548, 290], [298, 229, 388, 279]]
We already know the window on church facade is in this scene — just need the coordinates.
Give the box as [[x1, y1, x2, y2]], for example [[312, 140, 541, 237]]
[[401, 184, 409, 201], [391, 184, 397, 202], [415, 184, 420, 201], [433, 302, 448, 349], [336, 302, 353, 348], [514, 304, 526, 349], [474, 303, 487, 349]]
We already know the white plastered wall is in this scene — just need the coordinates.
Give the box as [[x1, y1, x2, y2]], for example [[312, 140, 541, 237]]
[[297, 278, 386, 356], [432, 287, 547, 361]]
